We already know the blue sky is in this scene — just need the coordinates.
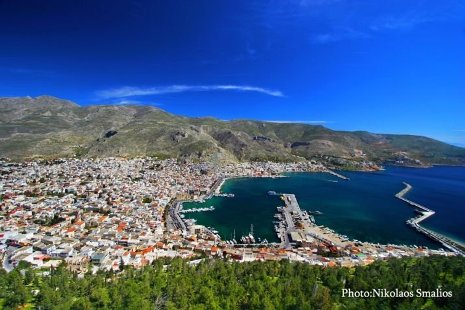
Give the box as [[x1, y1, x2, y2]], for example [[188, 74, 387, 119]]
[[1, 0, 464, 145]]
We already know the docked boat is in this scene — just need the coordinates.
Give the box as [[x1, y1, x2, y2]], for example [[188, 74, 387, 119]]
[[247, 234, 255, 244]]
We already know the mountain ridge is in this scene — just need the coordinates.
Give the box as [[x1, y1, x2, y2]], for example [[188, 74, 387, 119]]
[[1, 96, 464, 167]]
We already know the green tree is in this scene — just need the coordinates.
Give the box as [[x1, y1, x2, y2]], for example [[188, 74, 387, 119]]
[[90, 287, 111, 309], [71, 297, 93, 310], [4, 271, 30, 309]]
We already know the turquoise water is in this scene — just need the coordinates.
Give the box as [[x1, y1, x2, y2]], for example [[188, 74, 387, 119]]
[[183, 166, 465, 248]]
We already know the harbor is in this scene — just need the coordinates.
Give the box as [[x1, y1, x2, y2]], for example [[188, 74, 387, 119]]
[[396, 182, 465, 256], [176, 182, 465, 256], [179, 168, 465, 254]]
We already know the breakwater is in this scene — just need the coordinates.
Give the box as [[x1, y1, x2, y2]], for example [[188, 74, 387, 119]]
[[396, 182, 465, 256], [326, 170, 350, 180]]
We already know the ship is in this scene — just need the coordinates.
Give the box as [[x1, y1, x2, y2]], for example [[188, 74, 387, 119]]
[[214, 193, 235, 198]]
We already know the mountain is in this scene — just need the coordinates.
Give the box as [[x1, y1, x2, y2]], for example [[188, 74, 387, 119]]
[[1, 96, 464, 167]]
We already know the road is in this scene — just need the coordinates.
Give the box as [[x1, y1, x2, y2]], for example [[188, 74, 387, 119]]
[[2, 254, 14, 272]]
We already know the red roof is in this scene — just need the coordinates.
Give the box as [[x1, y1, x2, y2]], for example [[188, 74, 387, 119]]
[[141, 246, 154, 254]]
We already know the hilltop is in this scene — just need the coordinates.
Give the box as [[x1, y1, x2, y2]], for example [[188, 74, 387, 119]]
[[1, 96, 464, 167]]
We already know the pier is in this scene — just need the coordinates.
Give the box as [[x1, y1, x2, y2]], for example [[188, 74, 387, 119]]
[[326, 170, 350, 180], [276, 194, 349, 248], [179, 206, 215, 213], [396, 182, 465, 256]]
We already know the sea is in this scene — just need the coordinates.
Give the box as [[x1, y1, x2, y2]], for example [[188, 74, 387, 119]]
[[182, 166, 465, 248]]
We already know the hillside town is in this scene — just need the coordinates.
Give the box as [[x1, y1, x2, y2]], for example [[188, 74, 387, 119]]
[[0, 158, 454, 276]]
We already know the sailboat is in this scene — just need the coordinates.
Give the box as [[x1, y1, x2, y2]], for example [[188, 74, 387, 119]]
[[248, 224, 256, 244]]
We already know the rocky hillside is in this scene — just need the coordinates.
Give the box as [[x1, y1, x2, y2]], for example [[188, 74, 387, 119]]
[[1, 96, 464, 167]]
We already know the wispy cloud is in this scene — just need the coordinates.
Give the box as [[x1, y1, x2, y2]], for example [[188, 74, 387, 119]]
[[95, 98, 163, 107], [369, 1, 465, 32], [97, 85, 284, 99], [113, 99, 141, 105], [264, 120, 331, 124], [370, 15, 436, 32], [257, 0, 465, 45], [312, 28, 370, 44], [113, 99, 162, 106]]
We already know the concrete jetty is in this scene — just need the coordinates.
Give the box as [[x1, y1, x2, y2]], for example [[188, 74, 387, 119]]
[[179, 206, 215, 213], [396, 182, 465, 256], [276, 194, 349, 248], [326, 170, 350, 180]]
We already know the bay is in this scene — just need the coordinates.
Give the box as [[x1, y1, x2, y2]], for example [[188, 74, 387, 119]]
[[183, 166, 465, 248]]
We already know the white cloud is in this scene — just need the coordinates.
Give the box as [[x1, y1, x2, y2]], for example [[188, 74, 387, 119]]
[[112, 99, 144, 105], [369, 16, 434, 32], [103, 98, 161, 106], [311, 28, 370, 44], [97, 85, 284, 99]]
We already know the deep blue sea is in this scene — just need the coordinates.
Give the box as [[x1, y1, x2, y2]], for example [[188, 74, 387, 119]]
[[183, 166, 465, 248]]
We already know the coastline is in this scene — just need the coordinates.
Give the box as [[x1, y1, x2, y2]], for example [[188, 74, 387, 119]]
[[3, 157, 464, 273], [213, 175, 290, 195]]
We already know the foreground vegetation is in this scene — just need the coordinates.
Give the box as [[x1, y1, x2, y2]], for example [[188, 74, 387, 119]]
[[1, 256, 464, 309]]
